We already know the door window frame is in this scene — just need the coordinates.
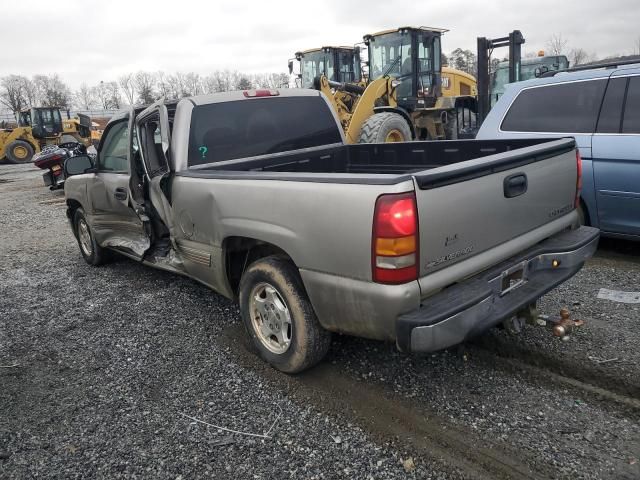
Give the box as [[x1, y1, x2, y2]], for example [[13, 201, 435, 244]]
[[593, 74, 640, 136]]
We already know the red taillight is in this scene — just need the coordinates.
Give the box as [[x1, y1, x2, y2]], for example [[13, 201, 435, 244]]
[[243, 89, 280, 98], [372, 192, 419, 284], [575, 149, 583, 208]]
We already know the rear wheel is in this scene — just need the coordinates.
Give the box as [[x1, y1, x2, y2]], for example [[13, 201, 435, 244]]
[[358, 112, 412, 143], [5, 140, 35, 164], [239, 256, 331, 373]]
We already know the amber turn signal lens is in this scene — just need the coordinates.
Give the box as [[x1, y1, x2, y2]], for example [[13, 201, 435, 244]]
[[376, 236, 416, 256]]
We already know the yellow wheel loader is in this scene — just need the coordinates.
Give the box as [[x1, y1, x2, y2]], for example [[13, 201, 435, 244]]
[[314, 26, 478, 144], [289, 46, 363, 89], [0, 107, 93, 164]]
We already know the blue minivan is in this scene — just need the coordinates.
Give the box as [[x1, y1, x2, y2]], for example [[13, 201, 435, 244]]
[[476, 62, 640, 240]]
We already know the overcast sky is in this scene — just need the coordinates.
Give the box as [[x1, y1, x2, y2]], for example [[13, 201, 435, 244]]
[[1, 0, 638, 89]]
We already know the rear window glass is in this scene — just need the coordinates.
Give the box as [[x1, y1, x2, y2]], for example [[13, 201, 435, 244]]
[[501, 79, 607, 133], [188, 96, 342, 166]]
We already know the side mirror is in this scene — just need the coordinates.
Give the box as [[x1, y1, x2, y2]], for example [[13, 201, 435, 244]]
[[288, 60, 294, 75], [64, 154, 96, 177]]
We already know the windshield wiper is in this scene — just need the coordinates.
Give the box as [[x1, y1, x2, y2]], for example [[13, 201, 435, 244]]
[[382, 56, 401, 78]]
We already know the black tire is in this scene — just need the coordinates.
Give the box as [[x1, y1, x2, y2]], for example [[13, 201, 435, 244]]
[[73, 208, 107, 266], [358, 112, 412, 143], [5, 140, 35, 164], [239, 256, 331, 373], [446, 108, 477, 140]]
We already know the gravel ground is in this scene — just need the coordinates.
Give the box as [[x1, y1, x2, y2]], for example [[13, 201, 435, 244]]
[[1, 164, 639, 479]]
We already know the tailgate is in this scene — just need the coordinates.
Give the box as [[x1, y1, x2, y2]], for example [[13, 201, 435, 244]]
[[413, 138, 578, 277]]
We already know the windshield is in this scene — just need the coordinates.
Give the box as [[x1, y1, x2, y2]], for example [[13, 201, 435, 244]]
[[367, 32, 411, 81], [490, 56, 570, 101], [336, 50, 361, 83], [300, 51, 334, 88], [18, 111, 31, 126]]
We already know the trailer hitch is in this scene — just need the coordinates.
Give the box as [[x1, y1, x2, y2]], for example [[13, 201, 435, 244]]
[[539, 307, 585, 340]]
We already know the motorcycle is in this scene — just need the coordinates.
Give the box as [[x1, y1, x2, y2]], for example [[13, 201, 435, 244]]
[[33, 142, 91, 190]]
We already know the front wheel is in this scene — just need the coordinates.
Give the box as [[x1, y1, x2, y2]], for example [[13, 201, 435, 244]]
[[5, 140, 35, 164], [73, 208, 107, 265], [358, 112, 412, 143], [239, 256, 331, 373]]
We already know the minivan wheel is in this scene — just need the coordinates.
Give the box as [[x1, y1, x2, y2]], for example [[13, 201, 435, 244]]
[[73, 208, 106, 265], [239, 256, 331, 373]]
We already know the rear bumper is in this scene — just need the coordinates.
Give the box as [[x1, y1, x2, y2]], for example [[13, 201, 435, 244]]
[[397, 226, 600, 353]]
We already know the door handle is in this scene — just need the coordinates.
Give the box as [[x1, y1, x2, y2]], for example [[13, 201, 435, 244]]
[[503, 173, 528, 198], [114, 187, 128, 201]]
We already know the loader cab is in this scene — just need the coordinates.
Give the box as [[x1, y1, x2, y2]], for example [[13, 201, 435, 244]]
[[364, 26, 446, 111], [490, 53, 569, 105], [294, 47, 362, 89], [18, 107, 63, 139]]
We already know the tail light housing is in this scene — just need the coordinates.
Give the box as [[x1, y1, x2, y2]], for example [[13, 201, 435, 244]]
[[575, 149, 582, 208], [372, 192, 419, 284]]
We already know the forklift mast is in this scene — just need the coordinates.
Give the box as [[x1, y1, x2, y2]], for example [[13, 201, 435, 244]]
[[477, 30, 525, 122]]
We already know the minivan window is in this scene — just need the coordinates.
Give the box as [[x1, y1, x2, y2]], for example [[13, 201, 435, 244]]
[[188, 96, 342, 166], [501, 79, 607, 133], [597, 78, 627, 133], [622, 76, 640, 134]]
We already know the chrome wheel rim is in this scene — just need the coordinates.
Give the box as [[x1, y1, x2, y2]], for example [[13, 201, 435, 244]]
[[77, 219, 93, 257], [249, 282, 292, 354]]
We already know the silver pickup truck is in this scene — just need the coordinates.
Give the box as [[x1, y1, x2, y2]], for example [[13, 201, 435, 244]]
[[63, 89, 599, 373]]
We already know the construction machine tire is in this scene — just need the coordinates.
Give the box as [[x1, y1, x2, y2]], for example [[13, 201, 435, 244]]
[[358, 112, 412, 144], [5, 140, 35, 164], [446, 108, 477, 140]]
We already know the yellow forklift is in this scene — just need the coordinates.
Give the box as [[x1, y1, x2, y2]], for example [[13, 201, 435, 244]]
[[312, 26, 478, 143], [0, 107, 92, 163]]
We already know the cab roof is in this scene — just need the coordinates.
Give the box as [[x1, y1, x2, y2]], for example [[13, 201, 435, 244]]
[[296, 46, 357, 56], [364, 26, 448, 40]]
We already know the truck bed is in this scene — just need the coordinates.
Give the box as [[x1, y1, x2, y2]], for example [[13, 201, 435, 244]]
[[181, 138, 571, 186]]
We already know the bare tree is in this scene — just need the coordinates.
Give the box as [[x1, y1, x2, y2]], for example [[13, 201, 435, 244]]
[[105, 81, 122, 109], [253, 73, 288, 89], [75, 83, 96, 109], [236, 76, 253, 90], [569, 48, 589, 66], [546, 34, 568, 56], [165, 73, 185, 98], [184, 72, 203, 96], [635, 36, 640, 56], [21, 77, 39, 107], [134, 71, 156, 104], [0, 75, 26, 113], [22, 74, 71, 108], [202, 74, 218, 94], [32, 75, 49, 105], [156, 71, 170, 98], [93, 82, 110, 109], [118, 74, 136, 105]]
